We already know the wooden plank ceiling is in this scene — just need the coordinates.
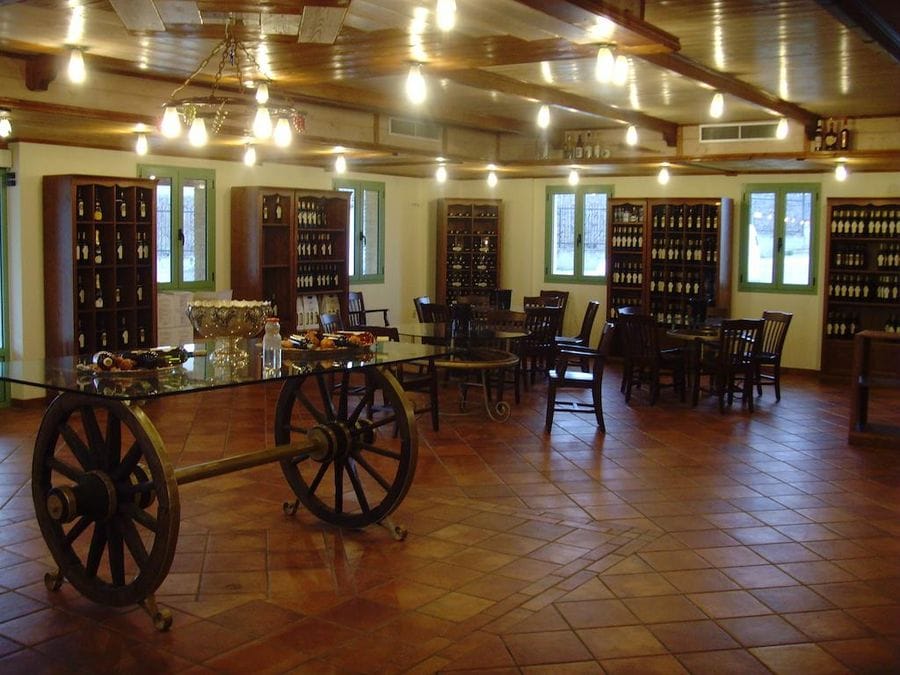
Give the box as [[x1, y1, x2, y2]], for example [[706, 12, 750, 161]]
[[0, 0, 898, 179]]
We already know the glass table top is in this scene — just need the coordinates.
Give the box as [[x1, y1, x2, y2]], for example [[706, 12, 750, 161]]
[[0, 340, 447, 401]]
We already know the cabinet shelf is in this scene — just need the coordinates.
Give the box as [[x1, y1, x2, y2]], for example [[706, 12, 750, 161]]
[[437, 198, 502, 305]]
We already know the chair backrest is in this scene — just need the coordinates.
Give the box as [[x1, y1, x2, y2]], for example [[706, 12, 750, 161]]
[[484, 309, 526, 332], [523, 295, 557, 309], [576, 300, 601, 342], [618, 313, 661, 358], [456, 294, 489, 307], [360, 325, 400, 342], [596, 320, 616, 355], [413, 296, 431, 322], [760, 311, 793, 357], [319, 312, 343, 334], [490, 289, 512, 310], [347, 291, 365, 326], [524, 306, 563, 344], [540, 290, 569, 314], [718, 319, 764, 365], [421, 302, 450, 323]]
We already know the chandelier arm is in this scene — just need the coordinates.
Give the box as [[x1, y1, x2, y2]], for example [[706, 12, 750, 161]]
[[167, 38, 228, 104]]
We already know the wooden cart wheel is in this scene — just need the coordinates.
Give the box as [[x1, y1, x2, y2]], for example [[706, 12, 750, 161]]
[[275, 367, 417, 529], [31, 393, 180, 608]]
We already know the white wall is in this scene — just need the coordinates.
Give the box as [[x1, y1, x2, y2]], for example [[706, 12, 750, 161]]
[[6, 141, 900, 393]]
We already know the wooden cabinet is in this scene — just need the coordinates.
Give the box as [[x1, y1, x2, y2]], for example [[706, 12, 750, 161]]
[[822, 198, 900, 378], [606, 197, 732, 327], [231, 186, 350, 332], [436, 199, 502, 305], [43, 174, 157, 358]]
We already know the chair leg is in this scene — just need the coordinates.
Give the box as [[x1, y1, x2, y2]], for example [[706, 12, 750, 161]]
[[756, 363, 763, 397], [773, 363, 781, 401], [545, 383, 555, 432], [592, 379, 605, 433]]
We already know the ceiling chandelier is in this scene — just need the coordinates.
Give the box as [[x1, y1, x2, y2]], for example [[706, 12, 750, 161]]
[[159, 19, 305, 152]]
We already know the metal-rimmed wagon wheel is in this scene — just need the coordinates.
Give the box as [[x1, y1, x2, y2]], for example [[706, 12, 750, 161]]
[[31, 393, 179, 630], [275, 366, 417, 536]]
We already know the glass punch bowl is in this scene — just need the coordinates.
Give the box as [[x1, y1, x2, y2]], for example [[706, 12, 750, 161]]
[[186, 299, 273, 367]]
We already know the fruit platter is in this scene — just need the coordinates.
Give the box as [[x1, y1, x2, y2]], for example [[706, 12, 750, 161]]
[[284, 330, 376, 360], [75, 347, 193, 377]]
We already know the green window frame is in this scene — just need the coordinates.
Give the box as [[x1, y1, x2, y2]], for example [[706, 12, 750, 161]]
[[545, 185, 611, 282], [740, 183, 819, 293], [334, 179, 385, 283], [138, 165, 216, 291], [0, 169, 8, 405]]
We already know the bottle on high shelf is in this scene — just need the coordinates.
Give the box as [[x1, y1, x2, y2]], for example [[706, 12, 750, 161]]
[[574, 133, 584, 159], [93, 200, 103, 221], [839, 118, 850, 151], [275, 196, 283, 221], [94, 273, 104, 309], [136, 271, 144, 303], [812, 119, 823, 151], [116, 230, 124, 261], [93, 229, 102, 264], [824, 119, 838, 151], [119, 193, 127, 219], [262, 201, 269, 222], [584, 132, 593, 159], [139, 195, 147, 219]]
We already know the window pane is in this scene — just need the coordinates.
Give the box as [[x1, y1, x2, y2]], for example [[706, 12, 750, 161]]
[[155, 179, 172, 285], [551, 192, 575, 276], [341, 188, 356, 276], [583, 192, 607, 277], [360, 188, 380, 276], [783, 191, 813, 285], [181, 179, 208, 283], [747, 192, 775, 283]]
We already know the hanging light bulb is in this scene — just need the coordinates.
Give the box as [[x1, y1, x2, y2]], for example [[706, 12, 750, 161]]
[[568, 169, 579, 186], [709, 92, 724, 118], [487, 171, 498, 188], [775, 117, 789, 140], [188, 117, 208, 147], [253, 106, 273, 139], [406, 64, 427, 104], [135, 133, 149, 156], [595, 46, 614, 83], [835, 161, 848, 182], [334, 154, 347, 174], [160, 106, 181, 138], [0, 111, 11, 139], [67, 47, 86, 83], [273, 117, 292, 147], [435, 164, 447, 183], [436, 0, 456, 31], [613, 54, 629, 86], [243, 143, 257, 166], [625, 124, 638, 146], [537, 104, 550, 129], [255, 82, 269, 104], [657, 164, 671, 185]]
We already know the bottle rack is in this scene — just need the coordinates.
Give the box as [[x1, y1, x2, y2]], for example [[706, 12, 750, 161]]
[[231, 187, 350, 332], [606, 198, 732, 328], [822, 198, 900, 378], [44, 175, 157, 357], [436, 199, 501, 305]]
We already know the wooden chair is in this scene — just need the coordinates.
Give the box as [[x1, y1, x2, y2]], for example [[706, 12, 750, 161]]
[[359, 325, 439, 431], [545, 321, 615, 433], [540, 290, 569, 335], [413, 296, 431, 322], [518, 306, 563, 386], [615, 305, 643, 392], [347, 290, 389, 327], [696, 319, 764, 413], [319, 312, 343, 334], [618, 313, 686, 405], [523, 295, 558, 309], [490, 288, 512, 310], [483, 309, 527, 403], [755, 311, 793, 400], [456, 294, 489, 307], [556, 300, 600, 373]]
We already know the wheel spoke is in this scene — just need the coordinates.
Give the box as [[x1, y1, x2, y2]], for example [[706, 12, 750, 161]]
[[59, 424, 96, 471], [104, 415, 122, 472], [79, 406, 106, 458], [359, 442, 402, 461], [351, 452, 393, 492], [118, 516, 149, 566], [345, 460, 371, 513], [47, 456, 85, 482], [347, 390, 371, 426], [106, 522, 126, 586], [64, 516, 92, 546], [85, 524, 107, 578], [120, 502, 158, 532], [315, 373, 336, 421], [288, 449, 314, 467], [307, 460, 331, 495], [111, 442, 142, 481], [334, 458, 344, 514], [337, 372, 350, 418], [120, 479, 156, 496], [297, 388, 328, 425], [289, 423, 311, 434], [356, 413, 397, 433]]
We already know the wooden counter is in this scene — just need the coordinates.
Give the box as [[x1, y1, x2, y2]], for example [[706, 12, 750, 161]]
[[849, 330, 900, 447]]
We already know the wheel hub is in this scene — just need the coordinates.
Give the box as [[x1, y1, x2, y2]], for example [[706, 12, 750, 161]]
[[46, 470, 117, 523], [307, 422, 354, 463]]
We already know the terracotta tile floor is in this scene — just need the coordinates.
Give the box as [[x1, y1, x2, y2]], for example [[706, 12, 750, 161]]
[[1, 367, 899, 673]]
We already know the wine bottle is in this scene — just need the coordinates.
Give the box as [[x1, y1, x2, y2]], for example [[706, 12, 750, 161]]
[[93, 200, 103, 221], [94, 273, 104, 309], [139, 195, 147, 219], [93, 229, 103, 264], [813, 119, 823, 152], [275, 196, 283, 220], [116, 230, 124, 261], [824, 119, 838, 151], [839, 118, 850, 151], [119, 193, 127, 219]]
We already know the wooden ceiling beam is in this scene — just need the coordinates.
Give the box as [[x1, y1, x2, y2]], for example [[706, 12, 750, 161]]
[[814, 0, 900, 64], [636, 52, 822, 133], [442, 69, 679, 146]]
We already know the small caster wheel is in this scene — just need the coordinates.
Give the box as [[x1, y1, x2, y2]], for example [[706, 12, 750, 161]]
[[282, 499, 300, 516], [153, 609, 173, 632], [44, 570, 64, 592]]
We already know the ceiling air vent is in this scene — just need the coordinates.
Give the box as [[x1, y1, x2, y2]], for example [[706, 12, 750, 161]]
[[389, 117, 442, 141], [700, 121, 780, 143]]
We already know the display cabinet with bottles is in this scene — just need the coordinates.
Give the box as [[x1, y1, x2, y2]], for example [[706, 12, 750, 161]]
[[43, 175, 157, 358], [231, 186, 350, 331], [822, 198, 900, 378], [606, 197, 732, 327], [436, 199, 502, 305]]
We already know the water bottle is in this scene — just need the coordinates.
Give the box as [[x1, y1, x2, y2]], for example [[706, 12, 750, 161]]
[[262, 317, 283, 376]]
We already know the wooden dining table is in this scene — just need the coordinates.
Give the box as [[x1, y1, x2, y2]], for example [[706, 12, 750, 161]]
[[666, 325, 721, 406]]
